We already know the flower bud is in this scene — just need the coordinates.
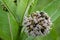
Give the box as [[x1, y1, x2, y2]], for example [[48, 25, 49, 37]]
[[23, 11, 52, 36]]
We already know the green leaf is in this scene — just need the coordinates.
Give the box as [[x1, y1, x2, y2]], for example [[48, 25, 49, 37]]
[[0, 4, 19, 40], [16, 0, 30, 40], [1, 0, 18, 23], [2, 0, 16, 13], [43, 0, 60, 22], [25, 0, 38, 15], [29, 0, 53, 12], [54, 17, 60, 40], [19, 32, 28, 40], [16, 0, 30, 25], [28, 0, 60, 22]]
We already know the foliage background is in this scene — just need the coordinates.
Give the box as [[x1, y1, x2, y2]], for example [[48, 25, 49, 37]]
[[0, 0, 60, 40]]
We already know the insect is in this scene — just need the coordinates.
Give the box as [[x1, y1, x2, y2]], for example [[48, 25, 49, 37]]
[[1, 3, 8, 12], [13, 0, 17, 5]]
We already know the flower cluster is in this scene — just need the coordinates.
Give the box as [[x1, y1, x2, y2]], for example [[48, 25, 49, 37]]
[[23, 11, 52, 36]]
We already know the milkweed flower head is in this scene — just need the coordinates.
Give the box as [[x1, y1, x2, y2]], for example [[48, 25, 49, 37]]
[[23, 11, 52, 36]]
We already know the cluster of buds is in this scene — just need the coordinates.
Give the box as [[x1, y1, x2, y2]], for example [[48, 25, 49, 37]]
[[23, 11, 52, 36]]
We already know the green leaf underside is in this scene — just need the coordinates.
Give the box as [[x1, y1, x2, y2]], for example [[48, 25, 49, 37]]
[[2, 0, 16, 14], [16, 0, 30, 25], [29, 0, 60, 22], [1, 0, 19, 23], [0, 3, 19, 40]]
